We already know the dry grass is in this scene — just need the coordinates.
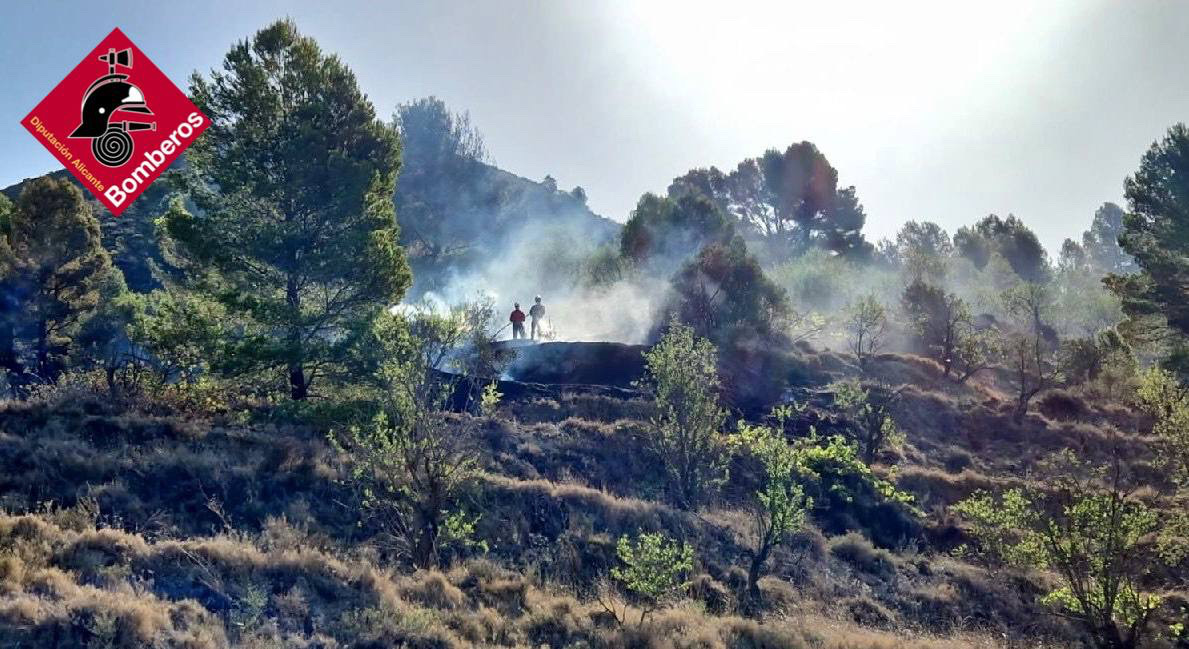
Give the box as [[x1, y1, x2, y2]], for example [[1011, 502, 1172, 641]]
[[1, 343, 1182, 647], [0, 511, 1050, 649]]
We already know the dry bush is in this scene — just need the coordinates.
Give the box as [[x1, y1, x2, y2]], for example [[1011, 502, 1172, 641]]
[[828, 532, 898, 579], [1035, 389, 1086, 421], [399, 571, 466, 611]]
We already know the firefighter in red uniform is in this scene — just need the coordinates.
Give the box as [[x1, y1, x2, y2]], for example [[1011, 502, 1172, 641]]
[[509, 303, 527, 339]]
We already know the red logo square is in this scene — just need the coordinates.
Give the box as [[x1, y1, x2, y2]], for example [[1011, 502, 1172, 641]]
[[20, 28, 208, 216]]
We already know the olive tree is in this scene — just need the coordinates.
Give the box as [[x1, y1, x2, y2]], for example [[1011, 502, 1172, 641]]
[[1003, 283, 1061, 422], [901, 279, 994, 381]]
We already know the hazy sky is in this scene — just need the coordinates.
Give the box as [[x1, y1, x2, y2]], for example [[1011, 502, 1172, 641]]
[[3, 1, 1188, 253]]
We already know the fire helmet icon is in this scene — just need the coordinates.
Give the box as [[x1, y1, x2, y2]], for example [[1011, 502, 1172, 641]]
[[68, 47, 156, 167]]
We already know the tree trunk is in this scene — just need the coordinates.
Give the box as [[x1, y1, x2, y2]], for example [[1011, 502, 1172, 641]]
[[0, 320, 18, 374], [1013, 399, 1027, 424], [35, 318, 50, 382], [289, 364, 307, 401], [413, 514, 439, 569], [744, 544, 771, 617], [1014, 386, 1036, 423], [0, 319, 23, 397], [1094, 622, 1132, 649], [285, 273, 307, 401], [106, 364, 117, 398]]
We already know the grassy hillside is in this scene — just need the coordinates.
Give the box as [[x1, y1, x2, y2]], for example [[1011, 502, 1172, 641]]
[[0, 346, 1179, 648]]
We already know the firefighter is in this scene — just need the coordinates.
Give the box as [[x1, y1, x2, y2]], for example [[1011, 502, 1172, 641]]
[[509, 303, 526, 339], [529, 296, 546, 340]]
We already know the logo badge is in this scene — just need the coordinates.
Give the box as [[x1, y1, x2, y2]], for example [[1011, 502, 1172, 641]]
[[21, 28, 208, 215]]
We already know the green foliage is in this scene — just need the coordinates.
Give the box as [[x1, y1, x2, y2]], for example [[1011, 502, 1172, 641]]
[[830, 379, 904, 465], [949, 489, 1043, 566], [1002, 282, 1061, 421], [391, 97, 613, 296], [667, 142, 873, 262], [667, 237, 790, 344], [894, 220, 953, 281], [770, 248, 855, 312], [1111, 123, 1189, 340], [582, 243, 632, 287], [1056, 203, 1135, 343], [640, 321, 728, 510], [392, 96, 487, 267], [480, 381, 503, 416], [0, 193, 11, 236], [1059, 329, 1137, 398], [954, 214, 1050, 283], [166, 19, 411, 401], [734, 409, 813, 609], [611, 531, 694, 624], [128, 289, 229, 385], [72, 269, 142, 392], [620, 192, 735, 268], [396, 96, 487, 170], [1081, 203, 1136, 276], [1135, 367, 1189, 486], [791, 432, 914, 509], [0, 176, 112, 388], [440, 508, 488, 555], [845, 294, 887, 369], [901, 279, 992, 380], [951, 453, 1167, 649], [332, 310, 481, 568]]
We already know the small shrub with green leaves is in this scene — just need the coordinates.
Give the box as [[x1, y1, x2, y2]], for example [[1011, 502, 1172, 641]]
[[332, 311, 481, 569], [610, 531, 694, 625], [1135, 367, 1189, 485], [734, 406, 813, 612], [1002, 282, 1062, 422], [844, 294, 888, 369], [480, 380, 503, 416], [950, 451, 1168, 649], [640, 320, 729, 510], [830, 379, 904, 465], [1135, 367, 1189, 564]]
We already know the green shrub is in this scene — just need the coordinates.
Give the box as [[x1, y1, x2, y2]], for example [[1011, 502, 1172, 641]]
[[610, 531, 694, 625], [640, 321, 728, 510]]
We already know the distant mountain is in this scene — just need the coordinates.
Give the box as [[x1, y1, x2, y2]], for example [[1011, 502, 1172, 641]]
[[395, 156, 620, 297], [2, 155, 620, 297]]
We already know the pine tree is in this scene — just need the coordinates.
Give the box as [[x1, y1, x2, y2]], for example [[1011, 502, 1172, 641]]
[[164, 20, 411, 400], [0, 176, 111, 386], [668, 142, 874, 262], [1110, 124, 1189, 339]]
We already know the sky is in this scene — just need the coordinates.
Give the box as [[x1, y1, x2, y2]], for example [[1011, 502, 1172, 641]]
[[2, 1, 1188, 254]]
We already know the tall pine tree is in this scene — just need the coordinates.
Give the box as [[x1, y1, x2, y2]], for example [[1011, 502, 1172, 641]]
[[1110, 124, 1189, 339], [164, 20, 411, 400], [0, 176, 111, 385]]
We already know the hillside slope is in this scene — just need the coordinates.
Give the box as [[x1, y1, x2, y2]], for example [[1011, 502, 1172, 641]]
[[0, 347, 1179, 648]]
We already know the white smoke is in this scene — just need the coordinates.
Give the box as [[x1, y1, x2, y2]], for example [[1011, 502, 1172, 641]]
[[402, 213, 672, 344]]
